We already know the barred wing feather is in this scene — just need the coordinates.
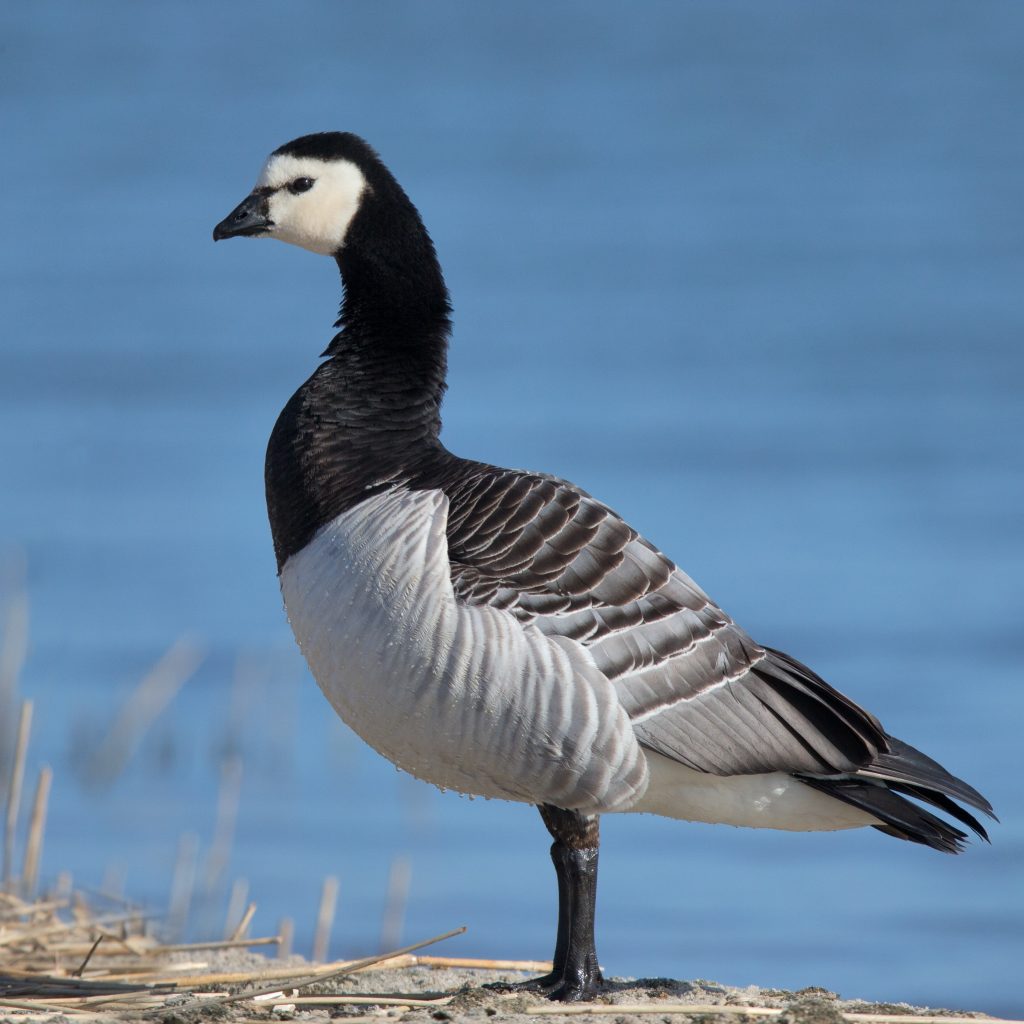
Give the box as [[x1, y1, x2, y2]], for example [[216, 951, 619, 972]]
[[439, 465, 888, 779]]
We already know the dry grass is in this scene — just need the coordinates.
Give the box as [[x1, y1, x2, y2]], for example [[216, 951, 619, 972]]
[[0, 903, 522, 1018]]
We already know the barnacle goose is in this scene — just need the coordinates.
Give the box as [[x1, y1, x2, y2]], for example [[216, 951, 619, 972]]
[[213, 133, 994, 1001]]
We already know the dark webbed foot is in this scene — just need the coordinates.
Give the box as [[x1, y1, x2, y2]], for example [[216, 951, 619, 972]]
[[544, 962, 604, 1002], [485, 974, 558, 994], [486, 964, 603, 1001]]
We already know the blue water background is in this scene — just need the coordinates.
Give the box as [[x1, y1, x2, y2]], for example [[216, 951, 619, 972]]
[[1, 2, 1022, 1015]]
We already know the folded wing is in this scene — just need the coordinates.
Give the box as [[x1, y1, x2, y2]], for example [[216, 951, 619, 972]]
[[438, 464, 887, 778]]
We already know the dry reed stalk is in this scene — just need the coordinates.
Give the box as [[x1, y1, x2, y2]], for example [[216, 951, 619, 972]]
[[277, 916, 294, 959], [54, 870, 73, 907], [0, 967, 177, 994], [56, 908, 150, 931], [152, 935, 280, 952], [73, 951, 428, 990], [166, 832, 198, 940], [222, 877, 248, 939], [21, 764, 52, 897], [0, 997, 95, 1015], [99, 863, 125, 903], [1, 925, 104, 952], [203, 755, 242, 899], [88, 960, 209, 981], [258, 994, 448, 1009], [51, 987, 160, 1003], [85, 635, 204, 785], [312, 874, 338, 963], [415, 954, 553, 971], [75, 987, 185, 1008], [0, 982, 159, 999], [228, 901, 256, 941], [379, 854, 410, 952], [76, 882, 138, 909], [0, 585, 29, 719], [413, 950, 548, 966], [0, 974, 162, 995], [207, 925, 465, 1008], [71, 889, 91, 924], [72, 934, 104, 976], [0, 897, 67, 920], [3, 699, 32, 886], [112, 953, 420, 989], [93, 926, 149, 957]]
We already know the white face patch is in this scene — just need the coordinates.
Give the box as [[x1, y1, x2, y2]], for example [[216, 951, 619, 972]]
[[255, 153, 368, 256]]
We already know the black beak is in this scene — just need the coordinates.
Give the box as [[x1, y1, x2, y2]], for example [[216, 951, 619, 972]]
[[213, 192, 274, 241]]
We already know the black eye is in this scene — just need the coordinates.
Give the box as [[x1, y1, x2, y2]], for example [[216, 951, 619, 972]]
[[288, 177, 314, 194]]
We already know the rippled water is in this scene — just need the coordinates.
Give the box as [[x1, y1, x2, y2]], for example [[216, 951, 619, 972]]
[[1, 2, 1022, 1016]]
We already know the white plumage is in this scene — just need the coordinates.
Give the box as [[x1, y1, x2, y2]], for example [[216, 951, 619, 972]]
[[280, 488, 647, 811]]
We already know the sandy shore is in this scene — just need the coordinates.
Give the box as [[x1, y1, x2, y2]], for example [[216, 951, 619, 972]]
[[0, 934, 1004, 1024], [134, 951, 1001, 1024]]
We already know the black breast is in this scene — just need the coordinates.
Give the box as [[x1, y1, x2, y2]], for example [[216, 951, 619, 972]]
[[265, 356, 450, 571]]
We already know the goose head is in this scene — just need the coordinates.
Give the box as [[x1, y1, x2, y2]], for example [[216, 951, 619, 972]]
[[213, 132, 376, 256]]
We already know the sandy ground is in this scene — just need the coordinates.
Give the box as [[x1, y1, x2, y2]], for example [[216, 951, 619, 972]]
[[129, 950, 999, 1024]]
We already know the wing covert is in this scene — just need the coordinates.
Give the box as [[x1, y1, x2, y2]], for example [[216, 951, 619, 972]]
[[433, 463, 886, 779]]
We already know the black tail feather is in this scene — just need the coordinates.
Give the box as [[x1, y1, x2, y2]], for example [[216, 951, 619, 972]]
[[795, 732, 995, 855], [864, 736, 995, 818], [888, 781, 989, 842], [797, 776, 972, 854]]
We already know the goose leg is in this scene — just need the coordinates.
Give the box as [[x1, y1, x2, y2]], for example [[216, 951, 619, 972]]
[[488, 806, 603, 1001], [535, 804, 603, 1001]]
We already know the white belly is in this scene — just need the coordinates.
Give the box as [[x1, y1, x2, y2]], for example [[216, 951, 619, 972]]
[[279, 488, 648, 812], [631, 750, 878, 831]]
